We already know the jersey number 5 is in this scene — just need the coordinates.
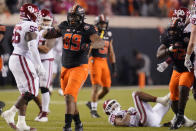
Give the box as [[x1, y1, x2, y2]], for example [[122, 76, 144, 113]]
[[63, 34, 82, 51], [12, 26, 22, 43]]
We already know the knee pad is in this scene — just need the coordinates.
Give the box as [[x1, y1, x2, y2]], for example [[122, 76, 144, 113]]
[[40, 87, 49, 94], [23, 92, 35, 104]]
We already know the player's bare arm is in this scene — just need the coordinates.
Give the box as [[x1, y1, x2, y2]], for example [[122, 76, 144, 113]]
[[114, 114, 131, 126], [186, 24, 196, 55], [25, 32, 37, 42], [156, 44, 169, 59], [38, 39, 56, 53], [90, 34, 105, 49], [108, 40, 116, 63]]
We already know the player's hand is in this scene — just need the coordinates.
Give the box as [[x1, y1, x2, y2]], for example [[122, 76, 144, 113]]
[[36, 64, 46, 77], [127, 107, 137, 114], [157, 61, 168, 72], [184, 54, 192, 72]]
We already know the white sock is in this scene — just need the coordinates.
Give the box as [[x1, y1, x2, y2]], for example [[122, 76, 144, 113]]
[[10, 105, 19, 113], [18, 115, 25, 123], [91, 102, 97, 111], [42, 92, 50, 112]]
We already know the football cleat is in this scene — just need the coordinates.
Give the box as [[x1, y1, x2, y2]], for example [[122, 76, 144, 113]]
[[75, 123, 83, 131], [86, 101, 92, 110], [170, 114, 185, 130], [90, 110, 100, 118], [0, 101, 5, 115], [16, 122, 36, 131], [63, 126, 72, 131], [35, 112, 48, 122], [1, 110, 16, 129]]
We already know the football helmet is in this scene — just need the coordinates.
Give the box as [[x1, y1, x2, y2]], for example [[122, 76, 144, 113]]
[[39, 9, 53, 29], [171, 7, 189, 26], [67, 5, 85, 28], [95, 14, 109, 31], [20, 3, 39, 22], [103, 99, 121, 115]]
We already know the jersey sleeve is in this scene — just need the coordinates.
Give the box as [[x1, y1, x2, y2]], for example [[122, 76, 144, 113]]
[[85, 24, 97, 37]]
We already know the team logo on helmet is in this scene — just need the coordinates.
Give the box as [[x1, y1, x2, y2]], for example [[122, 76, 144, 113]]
[[20, 4, 39, 22]]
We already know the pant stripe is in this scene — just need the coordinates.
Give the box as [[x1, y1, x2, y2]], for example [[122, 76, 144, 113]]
[[134, 95, 147, 125], [19, 56, 32, 94], [23, 57, 35, 95]]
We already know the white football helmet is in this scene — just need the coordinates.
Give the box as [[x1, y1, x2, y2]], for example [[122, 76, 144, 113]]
[[103, 99, 121, 115], [39, 9, 53, 29]]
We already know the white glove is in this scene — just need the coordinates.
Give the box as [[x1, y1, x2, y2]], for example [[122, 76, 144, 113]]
[[36, 64, 46, 78], [157, 61, 168, 72], [184, 54, 192, 72], [127, 107, 137, 114]]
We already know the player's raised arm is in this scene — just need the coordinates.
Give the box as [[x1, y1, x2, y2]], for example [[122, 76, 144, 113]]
[[90, 33, 105, 48]]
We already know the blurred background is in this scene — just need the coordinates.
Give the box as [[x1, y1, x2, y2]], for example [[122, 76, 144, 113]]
[[0, 0, 192, 88]]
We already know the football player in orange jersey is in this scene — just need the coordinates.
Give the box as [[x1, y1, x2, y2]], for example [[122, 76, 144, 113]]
[[43, 5, 105, 131], [86, 14, 117, 118]]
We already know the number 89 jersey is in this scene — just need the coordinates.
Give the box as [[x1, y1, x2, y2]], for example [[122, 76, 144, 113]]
[[58, 21, 97, 68], [12, 21, 38, 57]]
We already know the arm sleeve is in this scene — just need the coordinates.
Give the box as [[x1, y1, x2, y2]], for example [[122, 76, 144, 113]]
[[86, 25, 97, 36]]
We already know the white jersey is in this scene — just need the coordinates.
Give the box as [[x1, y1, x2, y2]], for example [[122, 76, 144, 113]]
[[38, 30, 54, 60], [108, 108, 140, 127], [12, 21, 38, 58]]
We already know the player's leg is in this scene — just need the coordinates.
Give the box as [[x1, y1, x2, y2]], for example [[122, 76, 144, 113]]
[[170, 71, 194, 129], [63, 64, 88, 131], [73, 103, 83, 131], [33, 94, 42, 119], [132, 91, 170, 127], [2, 55, 38, 130], [87, 57, 102, 117], [97, 60, 111, 100], [36, 60, 53, 122]]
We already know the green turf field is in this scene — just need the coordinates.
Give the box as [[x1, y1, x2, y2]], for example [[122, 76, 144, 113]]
[[0, 86, 195, 131]]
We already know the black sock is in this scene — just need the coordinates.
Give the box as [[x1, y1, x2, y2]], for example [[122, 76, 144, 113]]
[[64, 114, 73, 128], [171, 100, 178, 115], [73, 113, 81, 125]]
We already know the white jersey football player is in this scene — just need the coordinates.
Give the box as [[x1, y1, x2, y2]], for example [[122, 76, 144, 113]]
[[1, 4, 45, 131], [33, 9, 56, 122], [104, 91, 195, 128]]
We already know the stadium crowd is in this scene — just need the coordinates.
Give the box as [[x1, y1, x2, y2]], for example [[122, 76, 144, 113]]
[[0, 0, 193, 17]]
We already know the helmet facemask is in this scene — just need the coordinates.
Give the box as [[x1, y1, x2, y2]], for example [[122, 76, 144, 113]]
[[104, 100, 121, 115]]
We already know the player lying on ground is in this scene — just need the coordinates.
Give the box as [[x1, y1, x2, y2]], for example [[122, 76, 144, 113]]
[[103, 91, 195, 127]]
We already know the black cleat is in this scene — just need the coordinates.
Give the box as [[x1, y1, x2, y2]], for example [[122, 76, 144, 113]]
[[86, 101, 91, 110], [63, 126, 72, 131], [90, 110, 100, 118], [0, 101, 5, 115], [170, 115, 185, 130], [162, 122, 171, 127], [75, 123, 83, 131]]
